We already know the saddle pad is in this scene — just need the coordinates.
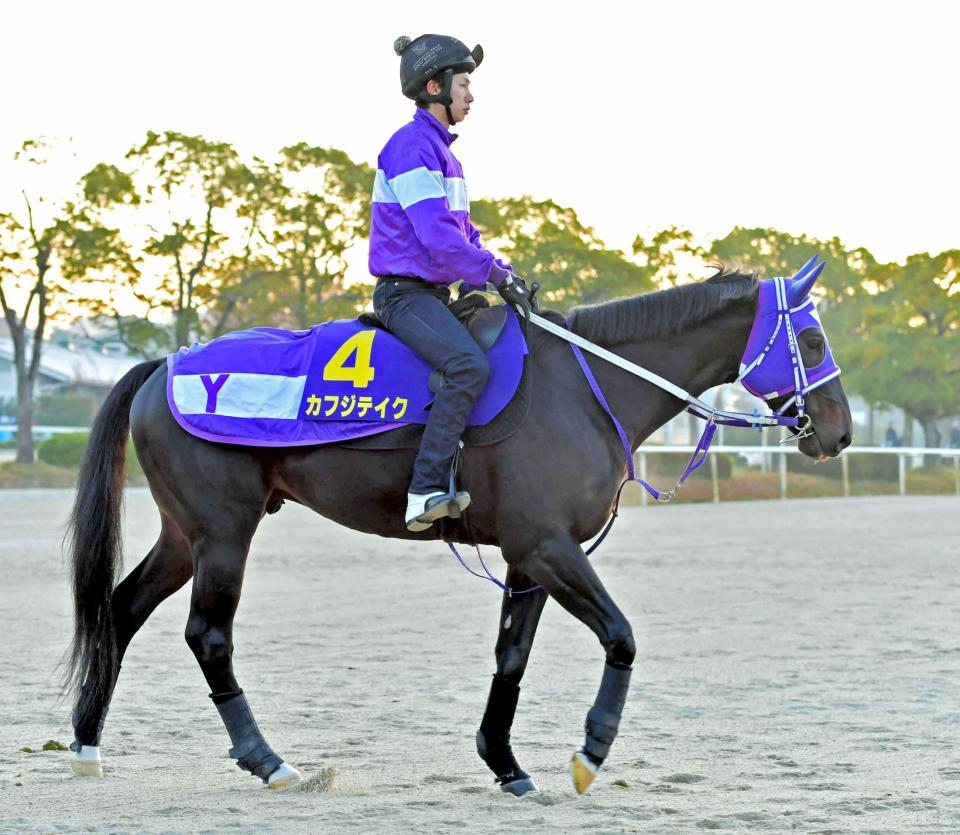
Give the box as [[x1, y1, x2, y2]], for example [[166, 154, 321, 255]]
[[166, 314, 527, 447]]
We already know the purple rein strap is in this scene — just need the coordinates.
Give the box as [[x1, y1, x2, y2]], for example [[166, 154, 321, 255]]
[[569, 341, 717, 505]]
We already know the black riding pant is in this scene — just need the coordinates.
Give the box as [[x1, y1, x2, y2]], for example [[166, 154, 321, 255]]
[[373, 277, 489, 494]]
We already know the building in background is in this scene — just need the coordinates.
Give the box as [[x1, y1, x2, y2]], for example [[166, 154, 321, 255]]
[[0, 319, 141, 428]]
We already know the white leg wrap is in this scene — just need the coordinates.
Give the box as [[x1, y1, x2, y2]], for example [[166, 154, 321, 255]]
[[70, 745, 104, 778], [267, 761, 303, 791]]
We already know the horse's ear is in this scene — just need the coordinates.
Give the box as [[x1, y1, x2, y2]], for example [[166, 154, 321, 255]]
[[787, 258, 825, 306]]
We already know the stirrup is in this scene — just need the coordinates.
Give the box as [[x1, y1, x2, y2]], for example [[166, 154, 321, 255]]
[[405, 490, 471, 532]]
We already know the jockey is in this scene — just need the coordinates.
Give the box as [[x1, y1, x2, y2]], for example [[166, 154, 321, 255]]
[[370, 33, 533, 532]]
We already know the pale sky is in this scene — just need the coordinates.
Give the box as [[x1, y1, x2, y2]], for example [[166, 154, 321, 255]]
[[2, 0, 958, 266]]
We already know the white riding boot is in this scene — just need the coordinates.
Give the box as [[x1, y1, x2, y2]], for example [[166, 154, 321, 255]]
[[405, 490, 471, 532]]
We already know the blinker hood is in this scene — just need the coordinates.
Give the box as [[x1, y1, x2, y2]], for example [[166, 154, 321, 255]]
[[738, 258, 841, 401]]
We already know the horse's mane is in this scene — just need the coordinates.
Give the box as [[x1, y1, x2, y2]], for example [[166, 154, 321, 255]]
[[567, 267, 759, 345]]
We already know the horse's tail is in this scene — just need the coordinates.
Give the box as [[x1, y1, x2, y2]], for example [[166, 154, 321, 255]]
[[64, 358, 164, 702]]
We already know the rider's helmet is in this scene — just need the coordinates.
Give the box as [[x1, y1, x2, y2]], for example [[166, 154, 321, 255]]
[[394, 34, 483, 122]]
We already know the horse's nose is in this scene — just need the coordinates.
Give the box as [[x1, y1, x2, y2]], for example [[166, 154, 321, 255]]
[[838, 433, 852, 451]]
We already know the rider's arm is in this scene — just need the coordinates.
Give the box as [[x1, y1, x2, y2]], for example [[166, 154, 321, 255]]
[[467, 219, 512, 274]]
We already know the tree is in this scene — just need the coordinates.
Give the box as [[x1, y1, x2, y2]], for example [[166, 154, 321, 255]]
[[198, 156, 287, 337], [841, 251, 960, 456], [708, 226, 876, 305], [471, 196, 654, 309], [0, 140, 134, 462], [0, 198, 53, 463], [632, 226, 707, 288], [203, 145, 374, 332], [123, 131, 245, 348]]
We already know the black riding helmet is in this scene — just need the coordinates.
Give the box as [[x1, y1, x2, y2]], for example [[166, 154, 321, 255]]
[[394, 34, 483, 125]]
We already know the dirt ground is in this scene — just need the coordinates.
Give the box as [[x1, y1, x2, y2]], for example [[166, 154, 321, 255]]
[[1, 490, 958, 833]]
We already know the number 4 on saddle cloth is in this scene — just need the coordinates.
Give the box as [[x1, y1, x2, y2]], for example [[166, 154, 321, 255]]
[[166, 303, 528, 448]]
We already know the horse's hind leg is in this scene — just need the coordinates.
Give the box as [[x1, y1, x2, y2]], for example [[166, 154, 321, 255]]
[[185, 529, 302, 790], [476, 569, 548, 796], [71, 520, 193, 776], [517, 537, 635, 795]]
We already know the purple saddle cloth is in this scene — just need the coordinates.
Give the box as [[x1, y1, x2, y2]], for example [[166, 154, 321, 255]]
[[167, 313, 527, 447]]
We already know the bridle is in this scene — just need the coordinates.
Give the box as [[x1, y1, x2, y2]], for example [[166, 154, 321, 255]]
[[736, 271, 841, 444]]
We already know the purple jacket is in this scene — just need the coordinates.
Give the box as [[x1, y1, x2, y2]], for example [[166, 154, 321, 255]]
[[369, 109, 511, 290]]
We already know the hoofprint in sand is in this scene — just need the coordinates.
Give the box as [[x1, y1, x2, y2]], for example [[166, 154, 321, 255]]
[[2, 490, 958, 832]]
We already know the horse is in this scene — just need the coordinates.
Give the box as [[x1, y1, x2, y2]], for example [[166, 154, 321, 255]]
[[64, 266, 853, 795]]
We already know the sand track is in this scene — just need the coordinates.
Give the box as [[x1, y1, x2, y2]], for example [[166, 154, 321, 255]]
[[2, 490, 958, 832]]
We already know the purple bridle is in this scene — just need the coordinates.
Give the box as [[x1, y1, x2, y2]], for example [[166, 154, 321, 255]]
[[737, 261, 840, 433]]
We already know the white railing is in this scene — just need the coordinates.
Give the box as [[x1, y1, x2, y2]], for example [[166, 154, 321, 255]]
[[3, 426, 957, 501], [633, 445, 960, 505]]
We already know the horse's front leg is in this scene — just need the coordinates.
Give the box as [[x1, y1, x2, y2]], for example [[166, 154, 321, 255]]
[[519, 536, 635, 795], [477, 568, 548, 796]]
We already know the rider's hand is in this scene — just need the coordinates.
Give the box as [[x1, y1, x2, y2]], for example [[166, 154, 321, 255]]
[[498, 273, 533, 321]]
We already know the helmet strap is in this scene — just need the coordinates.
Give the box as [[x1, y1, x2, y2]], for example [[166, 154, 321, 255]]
[[419, 68, 456, 126]]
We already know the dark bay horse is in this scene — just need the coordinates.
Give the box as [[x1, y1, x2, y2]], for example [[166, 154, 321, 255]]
[[65, 268, 852, 794]]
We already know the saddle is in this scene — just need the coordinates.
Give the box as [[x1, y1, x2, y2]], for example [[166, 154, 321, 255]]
[[344, 296, 532, 451], [358, 294, 508, 393]]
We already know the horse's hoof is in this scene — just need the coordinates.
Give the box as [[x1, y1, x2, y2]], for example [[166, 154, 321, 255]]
[[570, 750, 598, 795], [70, 745, 103, 778], [500, 775, 538, 796], [266, 762, 303, 791]]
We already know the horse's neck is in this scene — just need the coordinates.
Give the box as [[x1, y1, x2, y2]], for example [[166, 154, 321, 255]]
[[588, 300, 755, 449]]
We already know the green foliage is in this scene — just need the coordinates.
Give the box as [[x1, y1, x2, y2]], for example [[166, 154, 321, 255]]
[[1, 137, 145, 463], [632, 226, 706, 288], [787, 451, 899, 481], [55, 209, 139, 286], [646, 451, 733, 480], [35, 393, 97, 426], [37, 432, 89, 468], [81, 163, 140, 209], [35, 432, 142, 476], [4, 133, 958, 436], [109, 315, 175, 358], [708, 226, 876, 301], [471, 196, 654, 310], [840, 251, 960, 445], [121, 131, 246, 347], [125, 436, 144, 478], [0, 461, 82, 488], [205, 144, 375, 332]]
